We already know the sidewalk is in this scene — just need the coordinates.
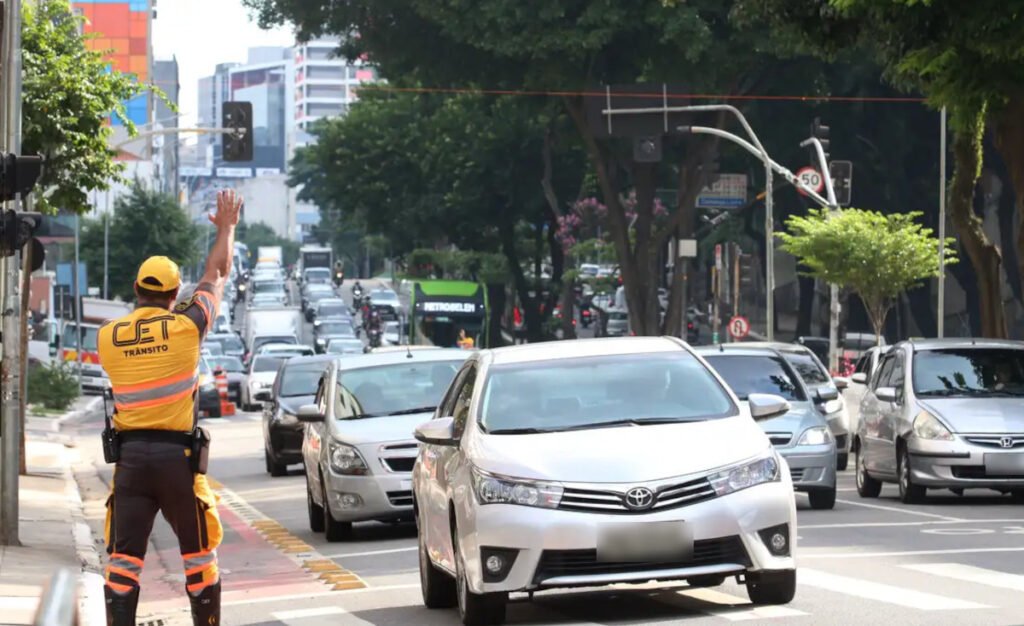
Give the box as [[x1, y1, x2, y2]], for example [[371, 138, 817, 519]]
[[0, 396, 104, 626]]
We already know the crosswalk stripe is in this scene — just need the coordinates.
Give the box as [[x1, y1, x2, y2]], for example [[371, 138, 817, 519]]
[[271, 606, 348, 620], [676, 587, 809, 621], [902, 563, 1024, 592], [800, 568, 990, 610]]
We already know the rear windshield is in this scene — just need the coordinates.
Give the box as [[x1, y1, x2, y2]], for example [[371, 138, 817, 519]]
[[704, 354, 806, 402], [784, 352, 831, 386], [252, 356, 283, 373]]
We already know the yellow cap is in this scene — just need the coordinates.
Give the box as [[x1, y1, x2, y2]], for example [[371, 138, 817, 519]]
[[135, 256, 181, 292]]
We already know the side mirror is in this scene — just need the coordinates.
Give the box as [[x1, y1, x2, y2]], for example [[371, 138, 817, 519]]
[[851, 372, 868, 385], [832, 376, 850, 391], [296, 404, 324, 423], [748, 393, 791, 421], [876, 387, 897, 403], [816, 386, 840, 402], [253, 389, 272, 402], [414, 417, 458, 446]]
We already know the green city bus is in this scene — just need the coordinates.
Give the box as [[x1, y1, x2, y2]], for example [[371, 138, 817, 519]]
[[409, 280, 489, 348]]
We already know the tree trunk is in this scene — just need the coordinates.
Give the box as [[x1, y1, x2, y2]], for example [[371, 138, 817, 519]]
[[485, 282, 506, 347], [951, 115, 1008, 338], [991, 94, 1024, 309], [498, 212, 543, 342], [539, 128, 576, 340]]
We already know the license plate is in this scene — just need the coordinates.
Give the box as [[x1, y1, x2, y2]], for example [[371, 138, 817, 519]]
[[400, 479, 412, 490], [984, 453, 1024, 476], [597, 521, 692, 563]]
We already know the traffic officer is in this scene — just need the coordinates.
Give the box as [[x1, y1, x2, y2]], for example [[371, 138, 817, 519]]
[[97, 189, 242, 626]]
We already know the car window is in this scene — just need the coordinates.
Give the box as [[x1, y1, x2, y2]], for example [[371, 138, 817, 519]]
[[480, 353, 736, 433], [208, 356, 244, 373], [912, 348, 1024, 397], [451, 366, 477, 438], [854, 353, 870, 375], [873, 355, 896, 389], [280, 361, 332, 397], [704, 354, 806, 402], [784, 351, 831, 386], [252, 356, 283, 373]]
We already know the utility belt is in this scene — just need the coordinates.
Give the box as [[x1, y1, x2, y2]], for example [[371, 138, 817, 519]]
[[101, 391, 210, 473]]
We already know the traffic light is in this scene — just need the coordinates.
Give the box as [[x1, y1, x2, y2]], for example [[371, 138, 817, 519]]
[[222, 101, 253, 162], [810, 117, 830, 165], [1, 153, 42, 201]]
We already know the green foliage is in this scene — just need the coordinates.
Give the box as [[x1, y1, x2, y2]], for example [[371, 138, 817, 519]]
[[27, 362, 79, 411], [238, 222, 300, 266], [79, 183, 199, 300], [779, 208, 956, 337], [402, 248, 507, 284], [22, 0, 162, 214]]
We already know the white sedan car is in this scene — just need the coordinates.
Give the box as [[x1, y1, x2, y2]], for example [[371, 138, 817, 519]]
[[413, 337, 796, 625]]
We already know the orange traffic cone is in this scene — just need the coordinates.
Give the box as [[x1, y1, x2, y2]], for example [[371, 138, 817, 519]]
[[214, 368, 236, 416]]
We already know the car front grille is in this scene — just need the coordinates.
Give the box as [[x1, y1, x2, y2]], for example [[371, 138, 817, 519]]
[[964, 435, 1024, 449], [383, 457, 416, 472], [386, 490, 413, 507], [379, 443, 417, 473], [558, 476, 716, 515], [533, 536, 749, 585], [952, 466, 1024, 480], [767, 432, 793, 446], [790, 467, 806, 482]]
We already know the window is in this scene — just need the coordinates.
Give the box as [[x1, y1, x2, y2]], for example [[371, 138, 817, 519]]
[[280, 361, 332, 397], [784, 351, 831, 386], [307, 103, 345, 118], [307, 65, 345, 80], [854, 354, 870, 375], [704, 354, 806, 402], [873, 355, 895, 389], [451, 367, 477, 438], [307, 84, 347, 99], [307, 47, 335, 61]]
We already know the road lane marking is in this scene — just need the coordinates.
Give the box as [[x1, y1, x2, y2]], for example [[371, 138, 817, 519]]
[[903, 563, 1024, 592], [835, 498, 964, 521], [803, 546, 1024, 559], [324, 546, 418, 559], [674, 588, 809, 621], [802, 518, 1024, 529], [799, 568, 990, 610], [272, 607, 348, 620]]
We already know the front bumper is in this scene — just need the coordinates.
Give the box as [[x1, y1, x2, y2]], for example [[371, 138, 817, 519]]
[[325, 471, 414, 523], [198, 387, 220, 413], [824, 410, 851, 453], [268, 421, 304, 464], [776, 443, 836, 491], [910, 437, 1024, 488], [457, 480, 796, 595], [80, 375, 111, 394]]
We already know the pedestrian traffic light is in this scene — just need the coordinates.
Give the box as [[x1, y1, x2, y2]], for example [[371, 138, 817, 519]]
[[0, 153, 42, 201], [222, 101, 253, 162], [810, 117, 830, 165]]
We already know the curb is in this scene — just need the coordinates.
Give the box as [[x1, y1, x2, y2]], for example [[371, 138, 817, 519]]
[[62, 450, 106, 626], [25, 396, 103, 434]]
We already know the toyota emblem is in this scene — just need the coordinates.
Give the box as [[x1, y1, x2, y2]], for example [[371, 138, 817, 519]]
[[1001, 436, 1015, 449], [624, 487, 655, 511]]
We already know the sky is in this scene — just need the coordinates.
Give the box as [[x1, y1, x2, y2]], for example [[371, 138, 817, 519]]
[[151, 0, 295, 129]]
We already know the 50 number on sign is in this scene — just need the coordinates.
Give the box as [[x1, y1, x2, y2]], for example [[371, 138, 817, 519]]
[[796, 167, 824, 197]]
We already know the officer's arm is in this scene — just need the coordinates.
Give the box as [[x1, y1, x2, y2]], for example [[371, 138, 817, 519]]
[[200, 190, 243, 300]]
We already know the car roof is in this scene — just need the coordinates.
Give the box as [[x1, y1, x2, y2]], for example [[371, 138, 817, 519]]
[[282, 354, 336, 367], [484, 336, 684, 366], [905, 338, 1024, 351], [261, 343, 310, 351], [736, 341, 814, 355], [317, 298, 346, 306], [335, 347, 467, 371], [693, 344, 787, 358]]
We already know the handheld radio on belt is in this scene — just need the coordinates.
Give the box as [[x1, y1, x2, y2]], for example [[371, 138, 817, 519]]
[[101, 388, 120, 464]]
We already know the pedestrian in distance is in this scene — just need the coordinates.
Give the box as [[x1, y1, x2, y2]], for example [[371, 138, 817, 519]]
[[96, 189, 243, 626], [457, 328, 475, 350]]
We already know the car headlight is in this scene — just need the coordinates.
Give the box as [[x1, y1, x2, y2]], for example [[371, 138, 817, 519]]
[[913, 411, 954, 441], [798, 426, 833, 446], [238, 284, 246, 291], [316, 338, 326, 345], [330, 443, 369, 475], [708, 452, 780, 496], [470, 467, 563, 509]]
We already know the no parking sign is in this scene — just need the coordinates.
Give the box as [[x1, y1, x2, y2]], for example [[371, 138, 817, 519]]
[[728, 316, 750, 340]]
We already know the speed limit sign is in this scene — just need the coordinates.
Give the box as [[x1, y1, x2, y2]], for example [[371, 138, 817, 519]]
[[728, 315, 750, 340], [795, 166, 824, 197]]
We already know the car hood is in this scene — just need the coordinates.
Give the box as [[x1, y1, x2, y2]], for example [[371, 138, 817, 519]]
[[279, 395, 316, 414], [330, 412, 432, 446], [466, 414, 771, 483], [744, 401, 825, 437], [920, 398, 1024, 434], [247, 371, 277, 384]]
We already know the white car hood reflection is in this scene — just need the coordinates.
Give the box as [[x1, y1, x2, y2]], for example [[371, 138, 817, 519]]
[[465, 414, 770, 484]]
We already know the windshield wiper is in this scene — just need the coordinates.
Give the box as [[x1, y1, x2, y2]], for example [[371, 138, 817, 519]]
[[344, 406, 437, 420], [488, 418, 695, 435]]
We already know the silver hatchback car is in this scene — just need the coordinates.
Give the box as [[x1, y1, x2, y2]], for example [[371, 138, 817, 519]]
[[856, 339, 1024, 503]]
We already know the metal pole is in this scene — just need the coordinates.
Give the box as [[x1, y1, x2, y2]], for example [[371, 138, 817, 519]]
[[103, 189, 110, 299], [73, 216, 82, 389], [0, 0, 24, 546], [937, 107, 947, 339], [765, 161, 774, 341]]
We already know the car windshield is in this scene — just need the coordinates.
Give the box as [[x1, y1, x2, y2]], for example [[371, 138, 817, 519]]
[[334, 360, 463, 418], [371, 290, 398, 302], [208, 356, 244, 373], [704, 354, 806, 402], [480, 353, 735, 434], [201, 342, 224, 355], [318, 303, 348, 317], [318, 321, 354, 335], [62, 326, 98, 351], [784, 352, 831, 386], [254, 281, 284, 294], [913, 348, 1024, 397], [253, 336, 296, 352], [306, 268, 330, 280], [280, 361, 330, 397], [210, 335, 244, 352], [252, 356, 283, 373], [327, 340, 364, 354]]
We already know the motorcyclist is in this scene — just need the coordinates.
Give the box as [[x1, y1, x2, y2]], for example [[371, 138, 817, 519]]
[[333, 261, 345, 287], [366, 308, 383, 347]]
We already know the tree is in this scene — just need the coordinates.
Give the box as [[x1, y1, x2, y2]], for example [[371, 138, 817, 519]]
[[779, 209, 955, 343], [238, 222, 300, 266], [22, 0, 161, 214], [79, 183, 198, 301]]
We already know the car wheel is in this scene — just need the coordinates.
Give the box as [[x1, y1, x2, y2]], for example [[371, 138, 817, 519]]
[[419, 521, 456, 608], [855, 448, 882, 498], [307, 476, 325, 532], [746, 570, 797, 605], [454, 530, 506, 625], [836, 452, 849, 472], [322, 480, 353, 542], [808, 487, 836, 510], [265, 449, 287, 477], [898, 446, 927, 504], [208, 402, 222, 418]]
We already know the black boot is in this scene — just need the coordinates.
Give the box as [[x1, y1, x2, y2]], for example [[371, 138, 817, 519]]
[[190, 581, 221, 626], [105, 586, 139, 626]]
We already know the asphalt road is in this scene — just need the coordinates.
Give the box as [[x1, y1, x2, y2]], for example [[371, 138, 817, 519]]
[[65, 283, 1024, 626]]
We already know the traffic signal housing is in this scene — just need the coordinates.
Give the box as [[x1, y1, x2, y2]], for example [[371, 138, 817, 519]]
[[222, 101, 253, 162], [1, 154, 42, 201]]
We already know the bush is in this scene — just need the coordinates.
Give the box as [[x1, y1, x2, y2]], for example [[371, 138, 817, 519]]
[[28, 361, 80, 411]]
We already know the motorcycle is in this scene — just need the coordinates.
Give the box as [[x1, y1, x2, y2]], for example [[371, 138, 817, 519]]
[[333, 270, 344, 287], [367, 327, 383, 348]]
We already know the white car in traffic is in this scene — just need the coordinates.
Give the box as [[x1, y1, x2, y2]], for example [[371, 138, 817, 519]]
[[412, 337, 797, 625]]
